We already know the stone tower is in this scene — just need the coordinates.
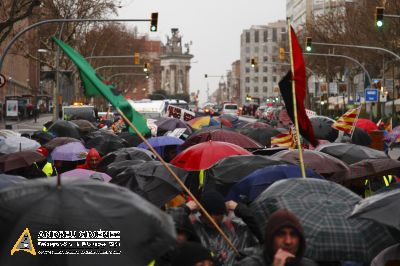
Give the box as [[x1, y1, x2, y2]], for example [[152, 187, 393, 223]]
[[160, 29, 193, 95]]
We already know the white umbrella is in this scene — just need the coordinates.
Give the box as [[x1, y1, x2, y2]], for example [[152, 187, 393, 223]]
[[0, 130, 21, 138], [0, 136, 40, 154]]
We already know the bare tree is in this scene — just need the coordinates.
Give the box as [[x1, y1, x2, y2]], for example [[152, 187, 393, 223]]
[[0, 0, 41, 44]]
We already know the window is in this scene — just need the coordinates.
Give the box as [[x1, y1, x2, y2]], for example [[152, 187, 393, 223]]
[[272, 28, 277, 42], [254, 46, 259, 53], [263, 30, 268, 42], [254, 67, 259, 73], [246, 57, 250, 63], [273, 67, 277, 73], [246, 32, 250, 43], [245, 87, 250, 93], [254, 87, 259, 93], [255, 30, 259, 43], [263, 76, 268, 82], [245, 46, 250, 53], [263, 45, 268, 53], [273, 76, 277, 82], [263, 56, 268, 62], [245, 67, 250, 73], [253, 77, 259, 82], [263, 66, 268, 72], [245, 77, 250, 83], [263, 86, 268, 92]]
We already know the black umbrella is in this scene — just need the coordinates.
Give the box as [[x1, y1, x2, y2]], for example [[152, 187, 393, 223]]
[[252, 147, 288, 156], [349, 158, 400, 180], [97, 147, 156, 172], [43, 137, 81, 152], [117, 132, 145, 147], [238, 127, 281, 147], [316, 143, 387, 164], [83, 130, 116, 143], [104, 160, 147, 179], [350, 127, 372, 147], [47, 120, 81, 139], [70, 119, 97, 134], [112, 161, 188, 207], [0, 179, 176, 265], [310, 116, 338, 142], [85, 134, 128, 156], [155, 117, 193, 136], [31, 131, 54, 145], [0, 174, 26, 190]]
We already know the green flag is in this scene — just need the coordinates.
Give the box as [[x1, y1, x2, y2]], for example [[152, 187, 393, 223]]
[[52, 36, 150, 136]]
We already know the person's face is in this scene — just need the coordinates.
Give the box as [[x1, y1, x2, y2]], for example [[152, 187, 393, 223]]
[[273, 227, 300, 256], [89, 157, 99, 169], [194, 260, 213, 266]]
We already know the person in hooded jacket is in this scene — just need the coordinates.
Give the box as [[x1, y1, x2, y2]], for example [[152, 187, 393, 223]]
[[76, 148, 101, 170], [237, 209, 317, 266]]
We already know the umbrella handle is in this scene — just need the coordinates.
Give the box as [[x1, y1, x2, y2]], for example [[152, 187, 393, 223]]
[[116, 108, 240, 256]]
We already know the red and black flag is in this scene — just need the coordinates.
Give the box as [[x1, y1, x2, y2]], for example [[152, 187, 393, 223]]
[[278, 27, 317, 147]]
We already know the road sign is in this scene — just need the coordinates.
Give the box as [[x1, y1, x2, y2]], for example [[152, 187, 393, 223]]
[[0, 73, 6, 88], [365, 89, 378, 102]]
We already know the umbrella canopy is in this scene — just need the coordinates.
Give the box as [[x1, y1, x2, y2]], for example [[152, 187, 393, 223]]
[[242, 121, 271, 128], [0, 179, 176, 265], [186, 116, 220, 129], [356, 118, 378, 133], [97, 147, 155, 172], [207, 155, 287, 186], [155, 117, 193, 136], [272, 149, 350, 181], [310, 116, 338, 142], [51, 142, 88, 161], [30, 131, 55, 145], [226, 165, 324, 203], [47, 120, 81, 139], [252, 147, 288, 156], [43, 137, 81, 151], [112, 161, 188, 207], [351, 189, 400, 231], [0, 174, 27, 190], [349, 158, 400, 180], [316, 143, 387, 164], [0, 136, 40, 154], [251, 178, 396, 262], [70, 119, 97, 133], [384, 125, 400, 143], [238, 127, 281, 147], [85, 134, 128, 156], [0, 151, 45, 172], [181, 129, 263, 150], [117, 132, 144, 147], [61, 169, 112, 182], [171, 141, 251, 171], [104, 160, 147, 179], [350, 127, 372, 147], [138, 136, 184, 150], [0, 129, 21, 138]]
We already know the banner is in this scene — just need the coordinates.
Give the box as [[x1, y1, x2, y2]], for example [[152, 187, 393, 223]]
[[167, 105, 195, 121], [6, 100, 18, 117]]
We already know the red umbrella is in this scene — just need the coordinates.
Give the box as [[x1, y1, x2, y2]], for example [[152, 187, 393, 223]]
[[171, 140, 251, 170], [355, 119, 378, 134], [181, 129, 263, 150]]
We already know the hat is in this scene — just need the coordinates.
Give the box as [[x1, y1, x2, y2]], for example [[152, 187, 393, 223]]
[[264, 209, 306, 259], [170, 242, 213, 266], [200, 190, 226, 215]]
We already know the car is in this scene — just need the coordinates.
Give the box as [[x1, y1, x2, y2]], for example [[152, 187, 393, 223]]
[[255, 106, 268, 119], [221, 103, 238, 116]]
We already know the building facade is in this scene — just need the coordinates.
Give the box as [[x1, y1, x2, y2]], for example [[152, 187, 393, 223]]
[[239, 20, 288, 105], [160, 29, 193, 96]]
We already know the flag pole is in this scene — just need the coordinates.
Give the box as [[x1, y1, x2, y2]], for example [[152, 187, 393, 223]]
[[350, 106, 361, 139], [116, 108, 240, 256], [287, 19, 306, 178]]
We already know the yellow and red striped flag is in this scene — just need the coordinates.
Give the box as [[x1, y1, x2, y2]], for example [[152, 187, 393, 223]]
[[331, 107, 360, 134], [271, 128, 295, 148]]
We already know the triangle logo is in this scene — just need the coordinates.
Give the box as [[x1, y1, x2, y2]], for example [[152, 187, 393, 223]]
[[11, 228, 36, 256]]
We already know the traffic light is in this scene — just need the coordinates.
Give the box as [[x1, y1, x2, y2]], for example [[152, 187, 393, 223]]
[[143, 63, 149, 72], [145, 73, 150, 79], [150, 12, 158, 32], [250, 58, 257, 68], [246, 95, 252, 101], [134, 52, 140, 65], [279, 48, 285, 61], [376, 7, 384, 28], [204, 74, 208, 78], [305, 37, 312, 52]]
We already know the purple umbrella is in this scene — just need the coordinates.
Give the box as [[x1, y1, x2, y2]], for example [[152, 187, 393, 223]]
[[51, 142, 88, 161], [384, 126, 400, 143], [60, 169, 112, 182]]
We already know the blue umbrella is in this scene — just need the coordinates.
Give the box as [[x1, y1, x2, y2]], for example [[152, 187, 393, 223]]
[[138, 136, 184, 157], [226, 164, 324, 203]]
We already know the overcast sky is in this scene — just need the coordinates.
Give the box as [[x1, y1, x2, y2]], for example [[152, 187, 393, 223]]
[[117, 0, 286, 104]]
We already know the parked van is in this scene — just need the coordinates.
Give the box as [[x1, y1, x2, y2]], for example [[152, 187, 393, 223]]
[[128, 99, 166, 119], [221, 103, 238, 116]]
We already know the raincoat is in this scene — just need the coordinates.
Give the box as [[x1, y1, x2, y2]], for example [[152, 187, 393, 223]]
[[76, 148, 101, 170]]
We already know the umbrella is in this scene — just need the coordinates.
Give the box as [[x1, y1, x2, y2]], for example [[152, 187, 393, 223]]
[[155, 117, 193, 136], [43, 137, 81, 151], [0, 179, 176, 265], [351, 189, 400, 231], [104, 160, 147, 179], [83, 130, 116, 142], [186, 116, 220, 129], [0, 151, 45, 172], [138, 136, 184, 150], [85, 134, 128, 156], [272, 149, 350, 181], [171, 141, 251, 171], [70, 119, 97, 133], [251, 178, 396, 262], [226, 165, 324, 203], [316, 143, 387, 164], [47, 120, 81, 139], [61, 169, 112, 182], [207, 155, 287, 186], [51, 142, 88, 161], [384, 125, 400, 143], [242, 121, 271, 128], [117, 132, 145, 147], [0, 136, 41, 154], [112, 161, 188, 207], [181, 129, 263, 150], [0, 129, 20, 138], [309, 116, 338, 142], [356, 118, 378, 133], [238, 127, 281, 147], [252, 147, 288, 156], [0, 174, 27, 189], [30, 131, 54, 145], [350, 127, 372, 147], [349, 158, 400, 180]]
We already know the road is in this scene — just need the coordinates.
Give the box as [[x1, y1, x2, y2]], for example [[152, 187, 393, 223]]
[[238, 115, 257, 123], [1, 114, 53, 131]]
